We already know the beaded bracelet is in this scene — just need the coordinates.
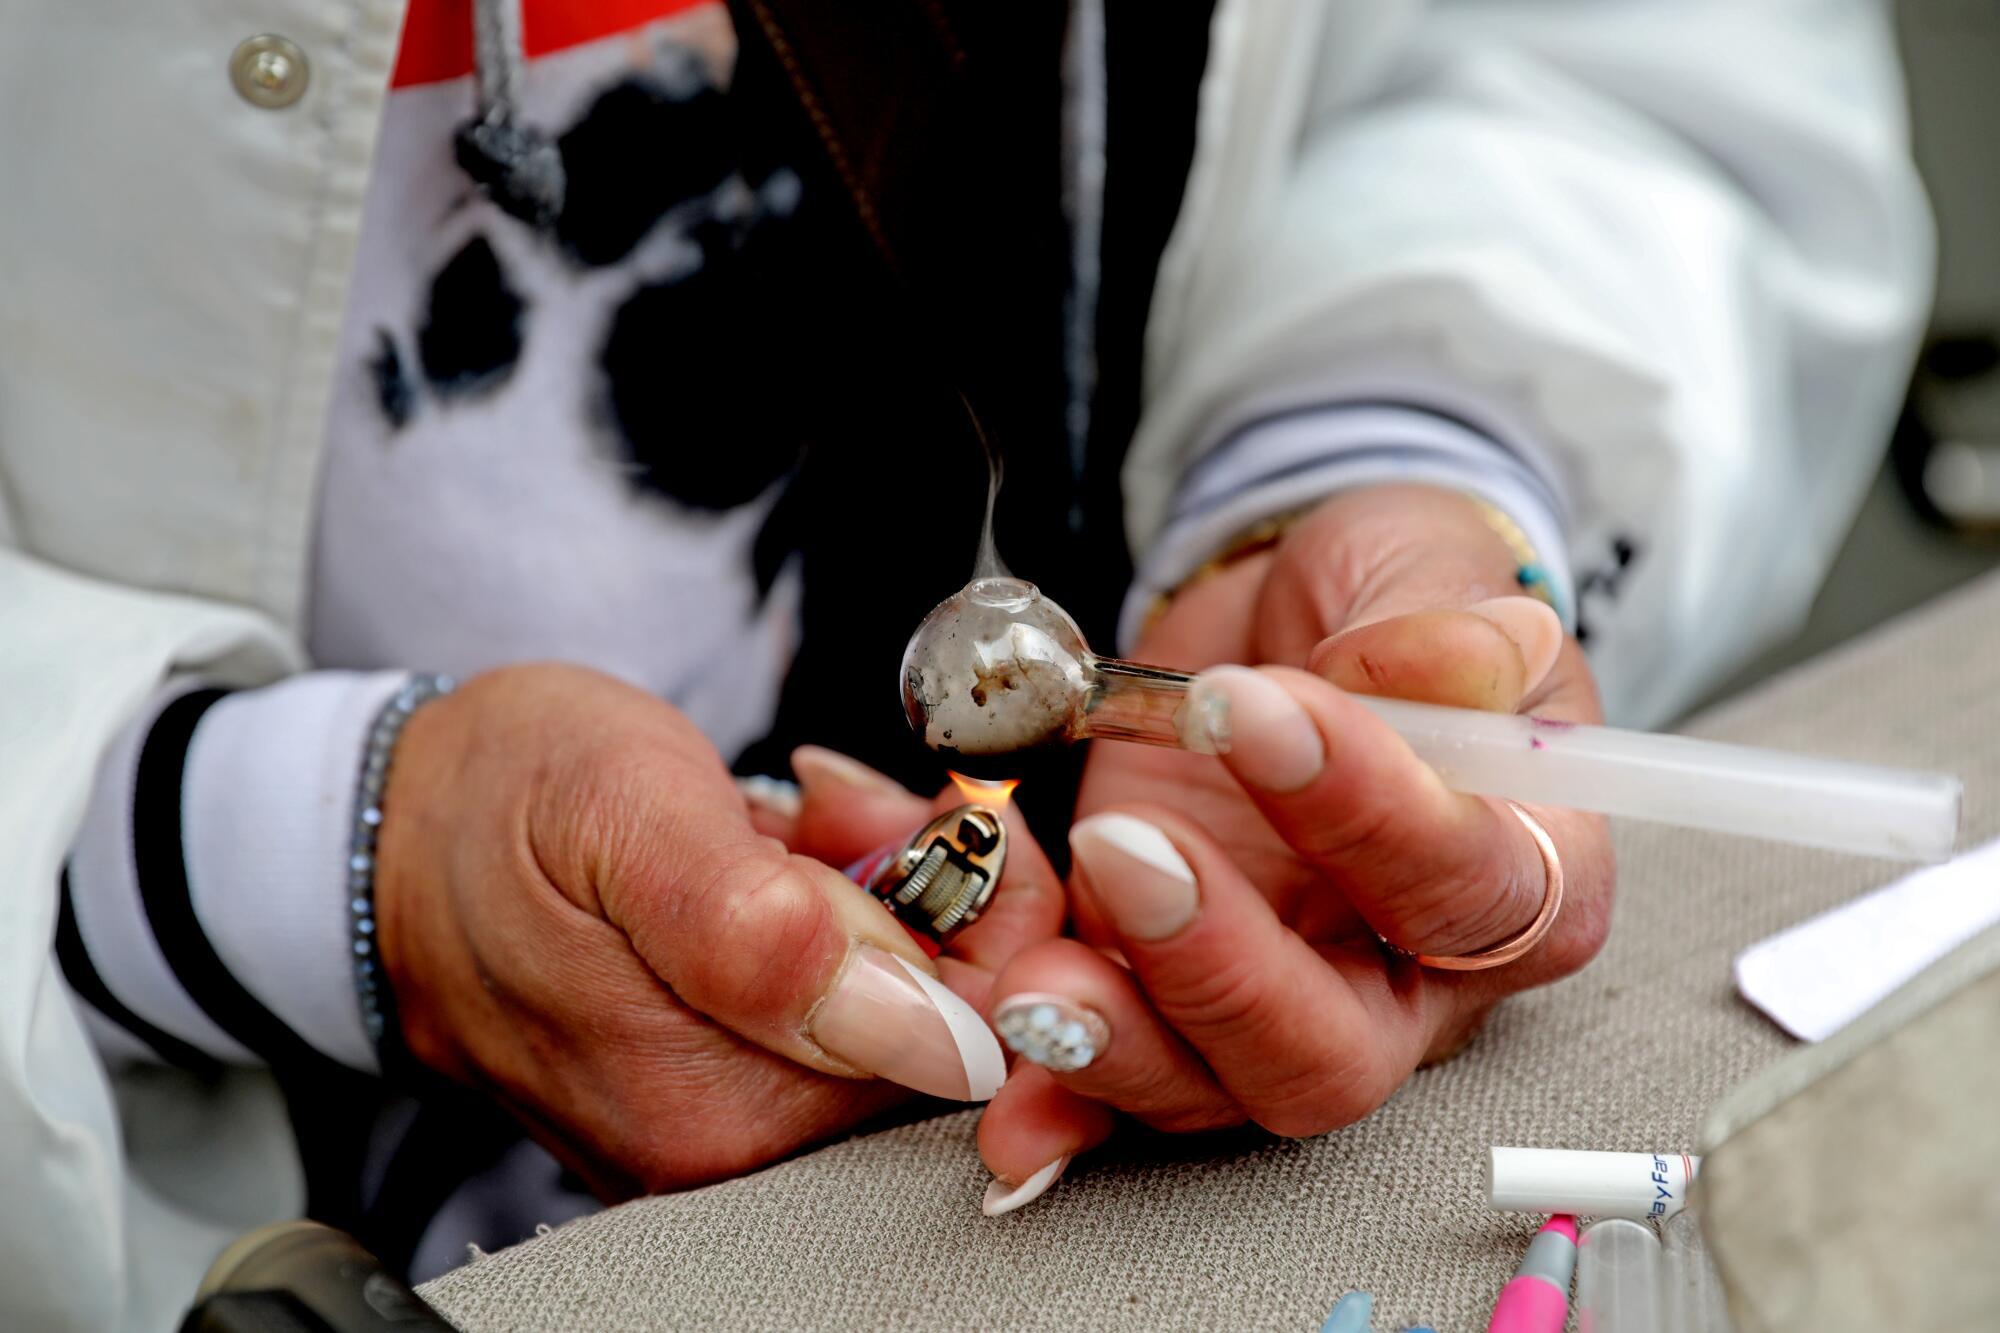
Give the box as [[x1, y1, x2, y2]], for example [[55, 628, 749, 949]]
[[1140, 506, 1314, 635], [1465, 495, 1563, 620], [349, 673, 455, 1055], [1143, 492, 1568, 634]]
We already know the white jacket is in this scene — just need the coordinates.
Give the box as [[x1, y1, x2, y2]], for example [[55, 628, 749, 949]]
[[0, 1, 1928, 1327]]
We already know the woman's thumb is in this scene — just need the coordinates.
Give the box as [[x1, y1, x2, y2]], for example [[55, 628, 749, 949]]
[[1306, 596, 1561, 713]]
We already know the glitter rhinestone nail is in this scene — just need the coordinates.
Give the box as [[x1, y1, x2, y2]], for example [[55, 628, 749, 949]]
[[993, 992, 1110, 1073]]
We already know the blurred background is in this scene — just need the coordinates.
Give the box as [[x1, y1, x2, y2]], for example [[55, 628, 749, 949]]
[[1713, 0, 2000, 703]]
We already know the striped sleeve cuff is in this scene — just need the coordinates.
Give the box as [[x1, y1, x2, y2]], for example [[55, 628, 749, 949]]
[[62, 683, 255, 1067], [61, 670, 412, 1075], [1121, 403, 1574, 651]]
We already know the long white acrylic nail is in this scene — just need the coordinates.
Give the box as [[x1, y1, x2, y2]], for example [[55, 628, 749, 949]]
[[982, 1155, 1070, 1217], [892, 957, 1006, 1101], [809, 946, 1006, 1101], [736, 774, 802, 818]]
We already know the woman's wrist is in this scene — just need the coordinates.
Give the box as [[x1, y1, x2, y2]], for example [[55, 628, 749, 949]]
[[1143, 484, 1553, 670], [1271, 485, 1546, 628], [346, 673, 456, 1065]]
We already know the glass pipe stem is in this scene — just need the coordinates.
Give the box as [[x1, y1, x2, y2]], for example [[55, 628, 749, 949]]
[[1076, 656, 1196, 746]]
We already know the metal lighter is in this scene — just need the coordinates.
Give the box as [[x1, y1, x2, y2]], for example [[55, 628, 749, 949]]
[[845, 804, 1006, 955]]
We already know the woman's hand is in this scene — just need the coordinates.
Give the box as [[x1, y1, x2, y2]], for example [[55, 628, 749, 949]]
[[374, 664, 1060, 1200], [976, 485, 1615, 1210]]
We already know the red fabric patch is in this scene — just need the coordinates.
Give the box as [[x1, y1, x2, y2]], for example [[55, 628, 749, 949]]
[[391, 0, 718, 88]]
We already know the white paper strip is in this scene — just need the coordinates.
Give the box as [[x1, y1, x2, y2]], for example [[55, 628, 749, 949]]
[[1735, 837, 2000, 1042]]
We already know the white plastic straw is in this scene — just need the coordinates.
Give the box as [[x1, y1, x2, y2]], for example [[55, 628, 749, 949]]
[[1355, 696, 1962, 862]]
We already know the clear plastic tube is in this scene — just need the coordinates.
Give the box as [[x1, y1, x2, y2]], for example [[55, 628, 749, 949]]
[[1661, 1209, 1734, 1333], [1357, 697, 1960, 863], [1577, 1218, 1664, 1333]]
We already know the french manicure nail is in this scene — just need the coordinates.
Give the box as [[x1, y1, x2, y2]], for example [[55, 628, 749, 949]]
[[1069, 813, 1198, 941], [736, 774, 802, 818], [810, 945, 1006, 1101], [993, 993, 1110, 1073], [1181, 666, 1324, 793], [791, 745, 907, 797], [1465, 595, 1563, 694], [982, 1155, 1070, 1217]]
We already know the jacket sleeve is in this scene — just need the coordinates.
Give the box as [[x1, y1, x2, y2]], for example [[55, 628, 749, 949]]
[[62, 668, 417, 1080], [0, 544, 309, 1332], [1125, 0, 1933, 725]]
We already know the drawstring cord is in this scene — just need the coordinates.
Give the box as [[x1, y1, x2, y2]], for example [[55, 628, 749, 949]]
[[1060, 0, 1106, 532], [456, 0, 566, 228]]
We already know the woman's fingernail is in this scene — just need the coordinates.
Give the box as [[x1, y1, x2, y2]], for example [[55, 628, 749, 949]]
[[993, 993, 1110, 1073], [1465, 595, 1563, 694], [792, 745, 907, 798], [982, 1155, 1070, 1217], [810, 945, 1006, 1101], [1180, 666, 1324, 793], [1069, 813, 1197, 941], [736, 774, 802, 818]]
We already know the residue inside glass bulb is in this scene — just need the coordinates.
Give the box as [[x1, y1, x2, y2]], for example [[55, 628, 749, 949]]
[[901, 578, 1093, 763]]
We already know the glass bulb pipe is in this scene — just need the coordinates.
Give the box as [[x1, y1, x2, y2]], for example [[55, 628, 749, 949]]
[[900, 576, 1193, 760], [900, 578, 1960, 863]]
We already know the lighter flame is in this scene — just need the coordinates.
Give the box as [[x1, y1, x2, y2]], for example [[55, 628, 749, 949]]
[[948, 771, 1020, 811]]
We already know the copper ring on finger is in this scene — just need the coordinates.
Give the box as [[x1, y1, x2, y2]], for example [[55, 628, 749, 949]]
[[1378, 800, 1565, 971]]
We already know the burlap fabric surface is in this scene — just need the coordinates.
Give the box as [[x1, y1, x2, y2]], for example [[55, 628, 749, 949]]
[[420, 572, 2000, 1332]]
